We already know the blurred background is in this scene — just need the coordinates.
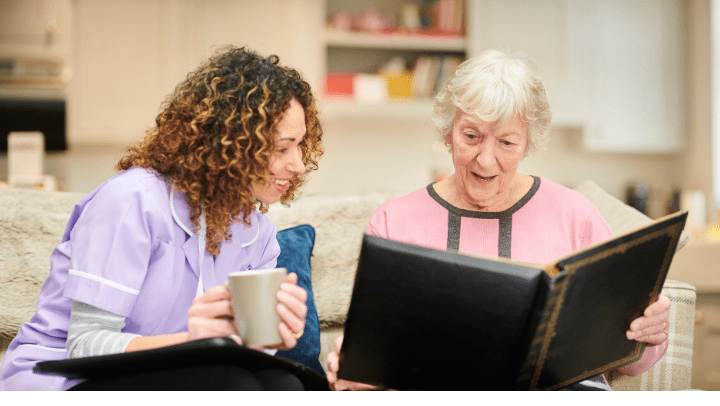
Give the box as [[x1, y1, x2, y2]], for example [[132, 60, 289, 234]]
[[0, 0, 715, 222], [0, 0, 719, 390]]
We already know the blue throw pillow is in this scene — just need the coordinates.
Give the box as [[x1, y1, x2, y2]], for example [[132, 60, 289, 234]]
[[275, 224, 325, 375]]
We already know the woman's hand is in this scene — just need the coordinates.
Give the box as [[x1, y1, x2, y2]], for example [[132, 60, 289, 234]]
[[187, 273, 306, 350], [259, 272, 308, 351], [626, 293, 670, 346], [187, 285, 242, 344], [326, 335, 382, 391]]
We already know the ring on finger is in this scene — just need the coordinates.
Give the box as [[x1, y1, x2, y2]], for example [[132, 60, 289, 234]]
[[662, 321, 669, 332], [292, 330, 303, 339]]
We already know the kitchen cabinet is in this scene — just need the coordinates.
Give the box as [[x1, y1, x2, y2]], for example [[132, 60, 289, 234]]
[[567, 0, 685, 153], [473, 0, 685, 152], [470, 0, 582, 127]]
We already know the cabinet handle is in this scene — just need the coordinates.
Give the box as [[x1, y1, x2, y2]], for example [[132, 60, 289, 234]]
[[695, 310, 704, 325]]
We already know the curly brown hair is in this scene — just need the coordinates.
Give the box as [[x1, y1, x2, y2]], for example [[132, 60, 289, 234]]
[[117, 46, 323, 256]]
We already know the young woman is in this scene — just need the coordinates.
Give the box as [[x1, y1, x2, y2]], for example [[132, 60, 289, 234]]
[[1, 46, 323, 390]]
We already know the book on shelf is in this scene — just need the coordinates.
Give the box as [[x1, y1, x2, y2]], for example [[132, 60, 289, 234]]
[[432, 0, 465, 35], [337, 211, 687, 390], [411, 55, 462, 99], [434, 55, 462, 94], [411, 56, 439, 98]]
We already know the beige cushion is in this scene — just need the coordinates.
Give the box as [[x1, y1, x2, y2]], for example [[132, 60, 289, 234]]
[[0, 189, 86, 341], [267, 192, 399, 328], [574, 180, 690, 251]]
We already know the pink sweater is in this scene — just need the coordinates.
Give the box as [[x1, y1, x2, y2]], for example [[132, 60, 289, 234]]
[[366, 177, 667, 378]]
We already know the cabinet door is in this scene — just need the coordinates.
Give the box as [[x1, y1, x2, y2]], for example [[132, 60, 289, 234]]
[[470, 0, 582, 126], [568, 0, 684, 153], [472, 0, 684, 153]]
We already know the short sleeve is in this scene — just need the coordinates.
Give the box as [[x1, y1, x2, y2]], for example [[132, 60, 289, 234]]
[[64, 176, 166, 317], [580, 207, 614, 248], [365, 206, 388, 238]]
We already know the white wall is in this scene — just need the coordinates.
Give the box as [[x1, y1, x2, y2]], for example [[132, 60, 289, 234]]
[[682, 0, 715, 223], [67, 0, 322, 147]]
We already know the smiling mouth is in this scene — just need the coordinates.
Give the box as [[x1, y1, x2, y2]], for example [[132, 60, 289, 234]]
[[472, 173, 496, 182], [272, 179, 291, 192]]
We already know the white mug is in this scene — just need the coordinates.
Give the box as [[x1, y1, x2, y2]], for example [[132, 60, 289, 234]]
[[227, 268, 287, 346]]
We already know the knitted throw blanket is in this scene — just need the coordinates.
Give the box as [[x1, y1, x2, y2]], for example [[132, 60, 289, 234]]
[[0, 188, 86, 340]]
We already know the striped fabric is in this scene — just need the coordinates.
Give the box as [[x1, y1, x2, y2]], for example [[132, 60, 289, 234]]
[[66, 301, 140, 358], [607, 280, 696, 390]]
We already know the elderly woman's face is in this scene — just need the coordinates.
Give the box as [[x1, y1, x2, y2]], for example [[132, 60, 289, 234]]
[[251, 98, 307, 205], [446, 110, 528, 210]]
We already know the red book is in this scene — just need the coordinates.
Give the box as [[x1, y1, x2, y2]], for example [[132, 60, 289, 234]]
[[324, 72, 355, 98]]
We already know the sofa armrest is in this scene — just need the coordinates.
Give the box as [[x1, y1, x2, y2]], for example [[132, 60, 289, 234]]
[[607, 279, 697, 390]]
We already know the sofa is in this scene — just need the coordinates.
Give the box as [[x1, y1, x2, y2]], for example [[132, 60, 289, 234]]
[[0, 180, 696, 390]]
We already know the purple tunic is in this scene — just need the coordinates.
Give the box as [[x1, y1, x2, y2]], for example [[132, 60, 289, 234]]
[[0, 167, 280, 390]]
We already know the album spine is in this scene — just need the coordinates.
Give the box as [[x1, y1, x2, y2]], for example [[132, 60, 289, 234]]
[[515, 272, 566, 390]]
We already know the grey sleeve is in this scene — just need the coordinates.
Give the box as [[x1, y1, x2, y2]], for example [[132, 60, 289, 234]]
[[67, 300, 141, 358]]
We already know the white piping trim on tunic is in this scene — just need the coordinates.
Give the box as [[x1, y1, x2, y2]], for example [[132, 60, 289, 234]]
[[170, 184, 194, 236], [170, 184, 206, 298], [18, 344, 68, 353], [196, 212, 207, 298], [169, 184, 259, 297], [68, 269, 140, 295], [240, 224, 259, 248]]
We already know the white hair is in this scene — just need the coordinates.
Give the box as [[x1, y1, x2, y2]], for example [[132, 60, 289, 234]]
[[431, 49, 552, 156]]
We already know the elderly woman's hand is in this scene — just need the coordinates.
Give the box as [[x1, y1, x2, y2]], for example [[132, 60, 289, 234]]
[[626, 293, 670, 345], [259, 272, 308, 351]]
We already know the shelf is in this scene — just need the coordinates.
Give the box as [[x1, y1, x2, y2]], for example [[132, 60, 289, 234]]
[[319, 99, 435, 120], [325, 30, 466, 52]]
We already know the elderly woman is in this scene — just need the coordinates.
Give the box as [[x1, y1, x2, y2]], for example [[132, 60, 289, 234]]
[[327, 49, 669, 391], [1, 46, 323, 390]]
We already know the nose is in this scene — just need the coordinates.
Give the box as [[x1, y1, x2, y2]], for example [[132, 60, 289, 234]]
[[475, 142, 495, 168], [287, 146, 306, 175]]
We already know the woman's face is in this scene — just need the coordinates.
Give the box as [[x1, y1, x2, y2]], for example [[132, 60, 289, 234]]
[[446, 109, 528, 210], [251, 98, 307, 205]]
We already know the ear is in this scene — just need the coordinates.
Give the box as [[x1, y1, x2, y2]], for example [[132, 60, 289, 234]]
[[522, 132, 531, 157]]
